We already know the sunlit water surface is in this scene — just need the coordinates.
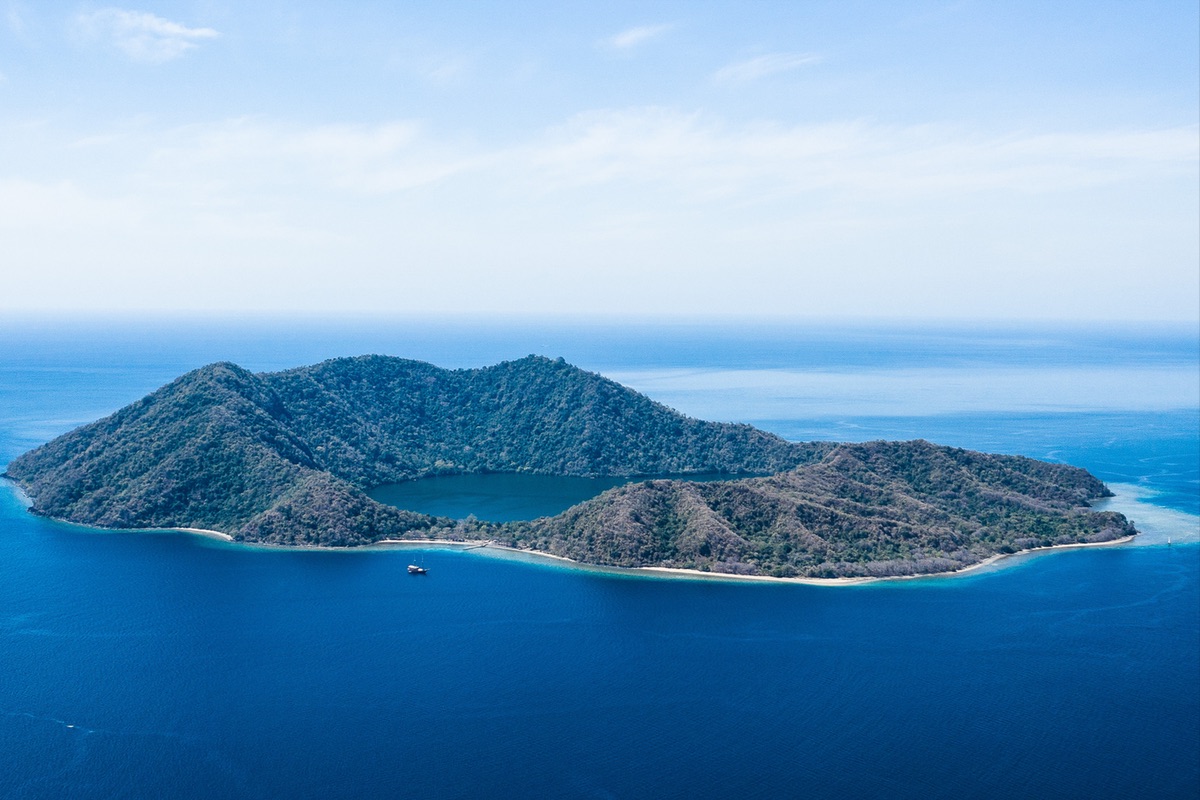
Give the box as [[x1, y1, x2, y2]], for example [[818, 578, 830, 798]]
[[0, 319, 1195, 799]]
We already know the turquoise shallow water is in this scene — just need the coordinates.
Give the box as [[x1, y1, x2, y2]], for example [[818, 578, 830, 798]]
[[0, 319, 1196, 799]]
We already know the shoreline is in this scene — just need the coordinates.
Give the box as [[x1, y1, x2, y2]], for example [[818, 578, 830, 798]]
[[167, 526, 235, 542], [0, 478, 1149, 585], [369, 534, 1139, 586], [13, 507, 1141, 583]]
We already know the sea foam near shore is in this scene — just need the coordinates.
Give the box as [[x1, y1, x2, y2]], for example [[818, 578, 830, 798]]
[[1095, 483, 1200, 546]]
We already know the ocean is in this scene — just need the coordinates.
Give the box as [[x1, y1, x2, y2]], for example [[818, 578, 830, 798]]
[[0, 318, 1196, 799]]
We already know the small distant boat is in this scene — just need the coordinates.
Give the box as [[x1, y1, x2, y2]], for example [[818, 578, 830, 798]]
[[407, 564, 427, 575]]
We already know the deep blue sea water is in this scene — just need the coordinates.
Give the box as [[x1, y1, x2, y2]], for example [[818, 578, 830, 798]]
[[1, 318, 1197, 799]]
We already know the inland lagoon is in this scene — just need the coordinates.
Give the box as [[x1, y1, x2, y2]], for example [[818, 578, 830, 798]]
[[1, 319, 1196, 799], [368, 471, 745, 524]]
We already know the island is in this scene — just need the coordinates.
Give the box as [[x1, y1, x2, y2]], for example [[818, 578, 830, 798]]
[[3, 355, 1135, 579]]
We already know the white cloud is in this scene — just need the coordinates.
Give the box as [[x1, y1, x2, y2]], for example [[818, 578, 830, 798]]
[[13, 112, 1197, 219], [11, 111, 1197, 234], [422, 56, 469, 84], [6, 4, 26, 37], [525, 109, 1198, 199], [74, 8, 218, 63], [386, 46, 475, 85], [713, 52, 822, 83], [4, 111, 1195, 318], [0, 178, 140, 231], [144, 118, 488, 196], [604, 24, 671, 50]]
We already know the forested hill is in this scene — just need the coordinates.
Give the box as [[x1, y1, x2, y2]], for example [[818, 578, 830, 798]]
[[4, 355, 821, 544], [262, 354, 816, 485], [513, 440, 1133, 578], [4, 354, 1132, 575]]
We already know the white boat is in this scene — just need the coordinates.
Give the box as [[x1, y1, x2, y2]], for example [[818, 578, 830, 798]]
[[408, 564, 427, 574]]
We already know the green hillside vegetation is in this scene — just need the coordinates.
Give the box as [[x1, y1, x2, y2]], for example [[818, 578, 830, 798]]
[[4, 355, 1133, 576], [513, 440, 1132, 578]]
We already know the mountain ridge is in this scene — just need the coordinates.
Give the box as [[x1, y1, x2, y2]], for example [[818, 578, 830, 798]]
[[5, 354, 1133, 576]]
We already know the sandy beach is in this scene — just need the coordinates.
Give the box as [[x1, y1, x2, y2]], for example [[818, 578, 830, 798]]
[[0, 479, 1150, 584], [168, 526, 235, 541], [363, 533, 1139, 586]]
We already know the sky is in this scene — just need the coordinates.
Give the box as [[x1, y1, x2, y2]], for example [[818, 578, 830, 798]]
[[1, 1, 1197, 321]]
